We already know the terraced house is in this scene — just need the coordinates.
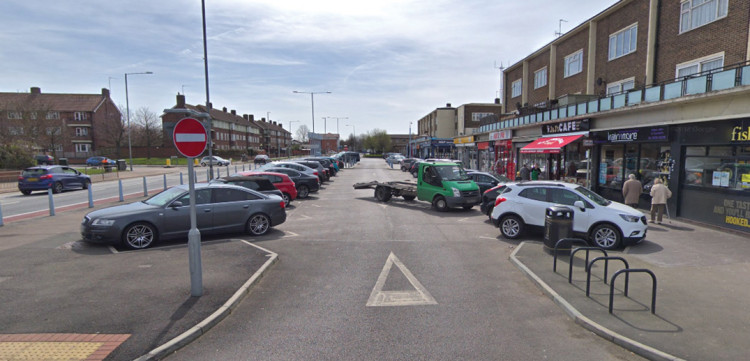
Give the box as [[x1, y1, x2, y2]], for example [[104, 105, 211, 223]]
[[0, 87, 122, 161], [475, 0, 750, 233]]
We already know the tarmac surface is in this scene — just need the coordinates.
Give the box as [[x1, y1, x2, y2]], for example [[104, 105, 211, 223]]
[[1, 162, 749, 360]]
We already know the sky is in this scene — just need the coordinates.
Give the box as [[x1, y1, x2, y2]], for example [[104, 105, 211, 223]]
[[1, 0, 619, 140]]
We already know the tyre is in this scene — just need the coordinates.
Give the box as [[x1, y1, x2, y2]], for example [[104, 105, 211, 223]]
[[122, 222, 158, 249], [499, 215, 524, 239], [590, 224, 622, 250], [20, 190, 32, 195], [375, 186, 392, 202], [432, 196, 448, 212], [297, 185, 310, 198], [462, 205, 473, 210], [402, 195, 416, 201], [52, 182, 63, 194], [82, 179, 91, 189], [282, 193, 291, 206], [486, 206, 495, 220], [246, 213, 271, 236]]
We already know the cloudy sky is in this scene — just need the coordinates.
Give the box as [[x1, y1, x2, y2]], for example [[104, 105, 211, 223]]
[[1, 0, 617, 140]]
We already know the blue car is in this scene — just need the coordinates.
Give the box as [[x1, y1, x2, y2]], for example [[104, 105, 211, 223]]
[[18, 165, 91, 195], [86, 156, 115, 168]]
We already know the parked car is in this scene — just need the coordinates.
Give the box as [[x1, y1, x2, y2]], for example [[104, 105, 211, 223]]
[[259, 161, 319, 179], [18, 165, 91, 195], [241, 171, 298, 206], [254, 154, 270, 164], [200, 155, 231, 167], [292, 160, 329, 182], [466, 171, 509, 194], [490, 181, 647, 250], [304, 157, 337, 176], [210, 175, 283, 201], [35, 154, 54, 165], [261, 167, 320, 198], [479, 184, 510, 219], [400, 158, 421, 172], [81, 183, 286, 249], [86, 156, 115, 168]]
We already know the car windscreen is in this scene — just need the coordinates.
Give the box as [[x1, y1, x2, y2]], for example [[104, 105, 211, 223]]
[[144, 187, 186, 207], [435, 165, 470, 181], [575, 186, 611, 206], [22, 169, 47, 177]]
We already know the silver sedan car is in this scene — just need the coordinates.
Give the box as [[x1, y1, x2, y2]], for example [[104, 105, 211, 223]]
[[81, 183, 286, 249]]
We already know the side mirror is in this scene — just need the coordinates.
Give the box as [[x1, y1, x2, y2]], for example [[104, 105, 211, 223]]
[[573, 200, 586, 211], [170, 201, 183, 208]]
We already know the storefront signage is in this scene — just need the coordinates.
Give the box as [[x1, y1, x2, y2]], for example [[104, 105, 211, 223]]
[[601, 126, 669, 143], [432, 139, 454, 146], [676, 118, 750, 144], [489, 130, 512, 140], [731, 125, 750, 142], [477, 142, 489, 150], [542, 118, 590, 135], [454, 136, 475, 144]]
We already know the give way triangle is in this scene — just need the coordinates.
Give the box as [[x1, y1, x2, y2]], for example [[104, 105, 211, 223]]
[[366, 252, 437, 307]]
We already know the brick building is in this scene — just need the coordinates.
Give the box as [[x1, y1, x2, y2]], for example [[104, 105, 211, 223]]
[[0, 87, 122, 161], [478, 0, 750, 234], [254, 117, 292, 158]]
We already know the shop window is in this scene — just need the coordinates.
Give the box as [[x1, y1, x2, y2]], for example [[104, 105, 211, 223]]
[[708, 146, 733, 156], [685, 146, 706, 156], [683, 146, 750, 190]]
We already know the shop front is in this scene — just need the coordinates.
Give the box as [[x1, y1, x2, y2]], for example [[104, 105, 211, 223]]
[[591, 125, 671, 208], [519, 119, 590, 182], [490, 130, 515, 179], [673, 119, 750, 233], [416, 138, 455, 159], [454, 136, 475, 169]]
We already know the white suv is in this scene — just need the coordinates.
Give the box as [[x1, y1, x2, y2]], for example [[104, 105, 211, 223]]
[[490, 181, 647, 249]]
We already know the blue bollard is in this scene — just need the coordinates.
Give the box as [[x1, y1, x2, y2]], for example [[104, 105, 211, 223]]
[[48, 188, 55, 216], [163, 174, 167, 190], [88, 185, 94, 208], [143, 176, 148, 197], [119, 179, 124, 202], [180, 172, 184, 185], [0, 202, 4, 227]]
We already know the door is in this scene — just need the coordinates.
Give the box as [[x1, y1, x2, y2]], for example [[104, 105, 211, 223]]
[[162, 189, 213, 238], [516, 187, 550, 227], [211, 188, 259, 232], [417, 165, 442, 202]]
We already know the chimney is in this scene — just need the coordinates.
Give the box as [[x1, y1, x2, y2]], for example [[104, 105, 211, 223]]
[[494, 98, 500, 104], [261, 118, 266, 122], [446, 103, 452, 107], [248, 114, 255, 121], [231, 109, 236, 115], [243, 114, 249, 121], [222, 107, 227, 112], [272, 121, 277, 125], [176, 94, 186, 108], [279, 123, 284, 128], [102, 88, 110, 97], [30, 87, 41, 94]]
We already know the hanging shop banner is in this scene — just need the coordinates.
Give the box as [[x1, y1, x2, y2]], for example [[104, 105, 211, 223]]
[[454, 136, 475, 145], [520, 134, 584, 153], [489, 130, 512, 141], [542, 118, 590, 135]]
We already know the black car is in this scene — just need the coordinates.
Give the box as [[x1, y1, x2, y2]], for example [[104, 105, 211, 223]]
[[466, 171, 509, 194], [479, 184, 510, 219], [400, 158, 420, 172], [263, 167, 320, 198], [35, 154, 54, 165], [304, 157, 336, 176], [210, 176, 284, 202], [293, 160, 329, 182]]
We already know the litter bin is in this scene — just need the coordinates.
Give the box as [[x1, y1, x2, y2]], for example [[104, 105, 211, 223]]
[[116, 159, 127, 171], [544, 206, 574, 254], [58, 158, 68, 166]]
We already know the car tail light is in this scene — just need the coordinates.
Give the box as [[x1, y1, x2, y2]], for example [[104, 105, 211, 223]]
[[18, 176, 23, 181], [40, 174, 53, 180], [280, 201, 286, 209], [494, 197, 507, 207], [314, 172, 318, 176]]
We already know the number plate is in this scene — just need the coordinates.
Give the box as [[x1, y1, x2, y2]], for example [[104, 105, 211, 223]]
[[26, 178, 38, 182]]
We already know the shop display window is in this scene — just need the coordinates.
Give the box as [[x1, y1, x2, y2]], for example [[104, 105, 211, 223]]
[[683, 146, 750, 190]]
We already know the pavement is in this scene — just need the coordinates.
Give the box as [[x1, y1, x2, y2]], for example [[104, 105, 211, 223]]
[[1, 161, 749, 360]]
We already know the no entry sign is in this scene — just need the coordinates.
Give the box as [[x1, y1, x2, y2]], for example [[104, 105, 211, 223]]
[[173, 117, 207, 158]]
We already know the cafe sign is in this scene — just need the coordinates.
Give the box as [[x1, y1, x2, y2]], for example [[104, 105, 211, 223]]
[[542, 118, 590, 135]]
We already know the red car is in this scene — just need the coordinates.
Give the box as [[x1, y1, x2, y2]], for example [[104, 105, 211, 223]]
[[241, 171, 298, 206]]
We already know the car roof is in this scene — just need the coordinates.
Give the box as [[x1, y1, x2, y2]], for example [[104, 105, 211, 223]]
[[24, 165, 62, 170], [220, 175, 270, 182], [248, 171, 292, 179], [505, 180, 573, 188]]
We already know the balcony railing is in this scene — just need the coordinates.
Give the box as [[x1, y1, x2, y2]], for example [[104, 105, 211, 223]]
[[480, 62, 750, 133]]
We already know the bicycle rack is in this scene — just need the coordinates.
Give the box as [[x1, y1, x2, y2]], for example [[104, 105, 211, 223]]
[[552, 238, 590, 272], [609, 268, 657, 314], [586, 256, 630, 297], [569, 247, 608, 283]]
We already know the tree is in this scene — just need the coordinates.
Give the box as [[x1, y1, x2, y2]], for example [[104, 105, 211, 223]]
[[0, 99, 66, 158], [96, 103, 127, 158], [296, 124, 310, 142], [132, 107, 162, 158], [362, 129, 391, 154]]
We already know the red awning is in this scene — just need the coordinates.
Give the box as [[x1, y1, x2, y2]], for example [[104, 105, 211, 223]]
[[520, 134, 584, 154]]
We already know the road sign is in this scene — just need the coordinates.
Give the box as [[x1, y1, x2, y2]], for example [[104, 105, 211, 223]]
[[173, 117, 207, 158]]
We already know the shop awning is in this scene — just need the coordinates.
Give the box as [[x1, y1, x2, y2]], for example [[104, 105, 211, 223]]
[[520, 134, 584, 153]]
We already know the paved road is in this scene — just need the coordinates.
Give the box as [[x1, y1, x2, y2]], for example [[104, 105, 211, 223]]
[[166, 158, 643, 360]]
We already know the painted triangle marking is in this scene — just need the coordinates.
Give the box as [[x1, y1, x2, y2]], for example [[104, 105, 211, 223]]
[[366, 252, 437, 307]]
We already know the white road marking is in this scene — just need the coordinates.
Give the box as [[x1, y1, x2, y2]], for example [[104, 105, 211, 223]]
[[366, 252, 437, 307], [479, 236, 498, 240], [283, 231, 299, 238]]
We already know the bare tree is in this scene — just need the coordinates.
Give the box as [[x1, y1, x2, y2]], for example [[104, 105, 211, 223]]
[[296, 124, 310, 142], [96, 103, 127, 158], [132, 107, 162, 158]]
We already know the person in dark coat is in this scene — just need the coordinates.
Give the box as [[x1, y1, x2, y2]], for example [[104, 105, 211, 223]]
[[519, 164, 530, 181]]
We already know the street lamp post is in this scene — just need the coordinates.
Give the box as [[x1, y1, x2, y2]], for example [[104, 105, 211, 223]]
[[409, 121, 412, 157], [293, 91, 330, 134], [124, 71, 153, 171]]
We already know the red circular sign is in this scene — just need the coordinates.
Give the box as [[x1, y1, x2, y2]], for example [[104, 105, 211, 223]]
[[173, 118, 207, 158]]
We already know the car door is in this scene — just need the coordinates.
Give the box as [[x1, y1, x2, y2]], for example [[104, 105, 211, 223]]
[[60, 167, 80, 189], [211, 188, 260, 233], [547, 188, 592, 233], [161, 189, 213, 238], [516, 187, 550, 227]]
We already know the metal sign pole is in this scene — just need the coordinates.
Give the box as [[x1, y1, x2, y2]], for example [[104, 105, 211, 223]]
[[187, 158, 203, 296]]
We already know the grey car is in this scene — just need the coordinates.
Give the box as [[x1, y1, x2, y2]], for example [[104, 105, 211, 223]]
[[81, 183, 287, 249]]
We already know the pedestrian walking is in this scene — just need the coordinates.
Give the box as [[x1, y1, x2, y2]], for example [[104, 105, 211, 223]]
[[650, 178, 672, 224], [519, 164, 530, 181], [622, 174, 642, 208]]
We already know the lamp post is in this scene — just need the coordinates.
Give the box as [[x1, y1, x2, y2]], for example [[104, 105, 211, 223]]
[[292, 91, 330, 134], [346, 124, 355, 151], [124, 71, 153, 171], [288, 120, 299, 158], [409, 121, 412, 157]]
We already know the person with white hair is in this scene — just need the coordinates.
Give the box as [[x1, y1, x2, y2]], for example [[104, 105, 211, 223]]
[[622, 173, 642, 208], [650, 178, 672, 224]]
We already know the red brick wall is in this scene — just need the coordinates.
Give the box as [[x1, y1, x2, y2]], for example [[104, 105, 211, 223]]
[[527, 49, 551, 105], [555, 25, 590, 97], [504, 65, 524, 107], [594, 0, 650, 94], [655, 0, 750, 82]]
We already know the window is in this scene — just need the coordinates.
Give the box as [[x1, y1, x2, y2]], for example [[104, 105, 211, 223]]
[[75, 143, 90, 152], [676, 53, 724, 78], [46, 112, 59, 120], [74, 112, 88, 121], [7, 111, 22, 119], [608, 24, 638, 60], [548, 188, 585, 206], [680, 0, 729, 33], [519, 187, 547, 202], [75, 127, 88, 136], [534, 67, 547, 89], [606, 78, 636, 95], [564, 50, 583, 78], [511, 79, 522, 98]]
